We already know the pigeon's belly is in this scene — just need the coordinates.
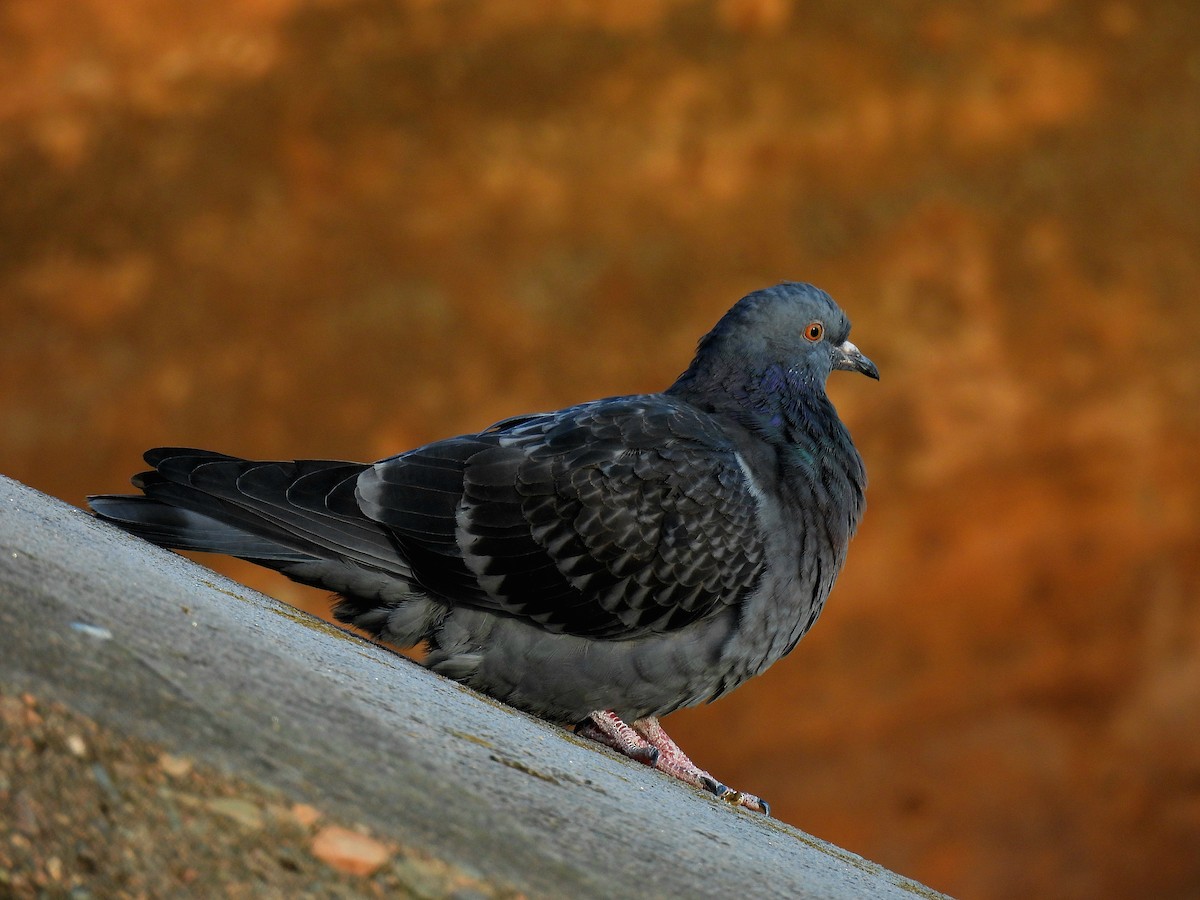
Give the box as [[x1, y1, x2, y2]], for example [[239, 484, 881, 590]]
[[429, 527, 841, 722], [436, 606, 743, 722]]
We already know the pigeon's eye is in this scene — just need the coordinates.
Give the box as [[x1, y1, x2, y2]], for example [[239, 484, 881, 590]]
[[803, 322, 824, 342]]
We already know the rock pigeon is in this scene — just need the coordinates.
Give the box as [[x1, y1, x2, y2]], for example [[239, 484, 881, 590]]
[[90, 281, 878, 814]]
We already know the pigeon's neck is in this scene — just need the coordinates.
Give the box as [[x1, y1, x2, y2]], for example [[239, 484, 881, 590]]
[[668, 361, 848, 453]]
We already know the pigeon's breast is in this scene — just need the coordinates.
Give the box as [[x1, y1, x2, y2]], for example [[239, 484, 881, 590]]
[[713, 427, 866, 692]]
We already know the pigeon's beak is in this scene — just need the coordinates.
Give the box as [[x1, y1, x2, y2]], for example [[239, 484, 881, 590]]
[[833, 340, 880, 380]]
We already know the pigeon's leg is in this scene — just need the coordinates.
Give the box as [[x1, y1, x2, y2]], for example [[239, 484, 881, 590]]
[[579, 711, 769, 815], [577, 710, 660, 765], [631, 716, 770, 815]]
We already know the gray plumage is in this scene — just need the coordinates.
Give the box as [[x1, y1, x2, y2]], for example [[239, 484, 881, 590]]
[[91, 281, 877, 733]]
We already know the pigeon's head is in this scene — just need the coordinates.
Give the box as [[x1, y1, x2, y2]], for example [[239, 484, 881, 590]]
[[677, 282, 879, 393]]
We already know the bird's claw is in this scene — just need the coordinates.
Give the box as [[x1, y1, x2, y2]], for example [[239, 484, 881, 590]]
[[700, 775, 771, 815], [631, 745, 660, 767]]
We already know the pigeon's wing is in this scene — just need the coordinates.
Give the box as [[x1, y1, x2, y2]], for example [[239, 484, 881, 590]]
[[356, 397, 768, 639]]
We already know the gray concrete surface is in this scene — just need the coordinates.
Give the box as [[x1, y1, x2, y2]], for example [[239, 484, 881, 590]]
[[0, 474, 947, 899]]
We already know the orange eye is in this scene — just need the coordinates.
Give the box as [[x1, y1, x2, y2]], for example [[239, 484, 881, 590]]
[[804, 322, 824, 342]]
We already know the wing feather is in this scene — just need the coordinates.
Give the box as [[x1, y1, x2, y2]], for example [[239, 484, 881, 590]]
[[356, 396, 767, 638]]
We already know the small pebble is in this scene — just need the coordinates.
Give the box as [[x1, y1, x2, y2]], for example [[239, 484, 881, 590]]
[[311, 825, 391, 876], [159, 753, 194, 778], [204, 797, 264, 830], [91, 763, 120, 802], [291, 802, 322, 827]]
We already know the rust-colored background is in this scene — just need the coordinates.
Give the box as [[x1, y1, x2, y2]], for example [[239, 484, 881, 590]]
[[3, 1, 1199, 897]]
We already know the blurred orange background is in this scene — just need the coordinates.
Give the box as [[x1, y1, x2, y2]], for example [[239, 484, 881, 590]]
[[3, 1, 1199, 897]]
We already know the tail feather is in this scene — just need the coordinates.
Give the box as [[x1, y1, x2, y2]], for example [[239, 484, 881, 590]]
[[205, 458, 396, 564], [88, 494, 315, 562], [88, 448, 412, 580]]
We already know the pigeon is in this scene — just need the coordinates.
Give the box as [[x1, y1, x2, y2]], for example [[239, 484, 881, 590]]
[[90, 281, 878, 814]]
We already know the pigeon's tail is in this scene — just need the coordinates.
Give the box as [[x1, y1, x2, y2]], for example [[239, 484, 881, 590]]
[[88, 448, 414, 589], [88, 493, 317, 562]]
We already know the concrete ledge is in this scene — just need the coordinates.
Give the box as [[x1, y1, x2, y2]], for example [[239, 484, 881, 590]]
[[0, 474, 946, 899]]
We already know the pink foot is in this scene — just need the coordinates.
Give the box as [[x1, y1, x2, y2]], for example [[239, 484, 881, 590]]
[[578, 710, 770, 815]]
